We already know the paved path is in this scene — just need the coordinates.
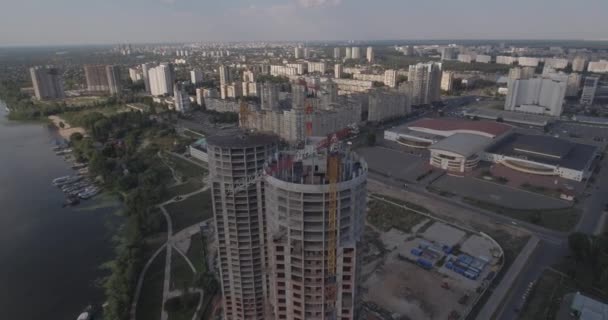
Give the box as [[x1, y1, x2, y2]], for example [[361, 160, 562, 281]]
[[130, 176, 211, 320]]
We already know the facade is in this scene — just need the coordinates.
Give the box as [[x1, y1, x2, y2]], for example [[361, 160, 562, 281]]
[[307, 62, 327, 74], [588, 60, 608, 73], [505, 74, 567, 116], [148, 63, 175, 96], [333, 47, 340, 59], [142, 63, 152, 93], [496, 56, 518, 65], [334, 64, 343, 79], [84, 65, 110, 92], [196, 88, 204, 106], [129, 67, 142, 82], [265, 149, 368, 320], [207, 133, 279, 320], [384, 69, 397, 88], [366, 47, 374, 63], [408, 62, 442, 106], [331, 79, 373, 94], [191, 69, 204, 84], [457, 54, 473, 63], [581, 76, 600, 105], [106, 65, 121, 96], [29, 66, 65, 100], [287, 63, 307, 75], [261, 82, 280, 111], [351, 47, 361, 59], [517, 57, 540, 67], [441, 71, 455, 92], [367, 89, 411, 122], [219, 65, 231, 86], [173, 82, 190, 113], [476, 55, 492, 63], [345, 47, 352, 60], [566, 73, 582, 97], [572, 56, 587, 72], [441, 47, 456, 61], [271, 65, 298, 77], [544, 58, 568, 69], [508, 67, 535, 81]]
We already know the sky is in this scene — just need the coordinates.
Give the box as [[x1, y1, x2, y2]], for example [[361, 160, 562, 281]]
[[0, 0, 607, 45]]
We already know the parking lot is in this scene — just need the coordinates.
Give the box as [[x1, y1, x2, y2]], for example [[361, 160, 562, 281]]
[[549, 122, 608, 148], [431, 174, 571, 210], [357, 144, 429, 183]]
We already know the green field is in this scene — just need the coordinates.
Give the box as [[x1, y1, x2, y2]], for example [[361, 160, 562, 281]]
[[164, 179, 206, 201], [518, 269, 574, 320], [164, 191, 213, 233], [136, 249, 165, 320], [165, 152, 207, 180], [367, 198, 427, 232], [462, 197, 580, 232], [170, 251, 195, 291]]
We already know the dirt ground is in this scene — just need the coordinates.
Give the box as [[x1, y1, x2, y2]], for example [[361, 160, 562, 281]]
[[48, 115, 86, 140], [361, 225, 471, 320]]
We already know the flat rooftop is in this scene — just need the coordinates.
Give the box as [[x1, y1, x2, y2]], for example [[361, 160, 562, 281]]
[[486, 133, 598, 170], [463, 107, 554, 126], [206, 131, 278, 148], [429, 133, 492, 158], [408, 118, 512, 138]]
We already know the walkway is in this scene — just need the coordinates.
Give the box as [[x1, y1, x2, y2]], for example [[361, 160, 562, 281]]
[[130, 176, 211, 320]]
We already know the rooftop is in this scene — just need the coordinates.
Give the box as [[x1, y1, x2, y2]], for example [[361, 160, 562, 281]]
[[206, 131, 278, 148], [429, 133, 492, 158], [408, 118, 512, 138], [486, 133, 598, 170], [463, 106, 554, 126]]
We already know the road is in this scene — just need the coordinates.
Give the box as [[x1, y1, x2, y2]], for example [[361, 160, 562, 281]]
[[497, 154, 608, 320]]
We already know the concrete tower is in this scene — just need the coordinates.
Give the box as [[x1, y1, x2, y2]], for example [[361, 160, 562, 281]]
[[208, 133, 279, 320], [261, 82, 280, 111], [264, 148, 368, 320]]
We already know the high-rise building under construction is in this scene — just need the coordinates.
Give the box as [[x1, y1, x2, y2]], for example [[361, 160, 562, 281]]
[[264, 146, 368, 320], [207, 133, 279, 320]]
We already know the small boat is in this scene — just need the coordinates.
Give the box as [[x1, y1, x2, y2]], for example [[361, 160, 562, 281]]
[[63, 196, 80, 207], [53, 176, 71, 184], [55, 149, 73, 155], [54, 176, 82, 187], [72, 163, 87, 170]]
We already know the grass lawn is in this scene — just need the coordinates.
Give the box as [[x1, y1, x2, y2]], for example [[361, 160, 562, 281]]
[[518, 269, 574, 320], [367, 198, 427, 232], [136, 248, 165, 320], [164, 191, 213, 233], [165, 152, 207, 180], [164, 179, 206, 201], [167, 292, 200, 320], [60, 104, 126, 127], [462, 197, 580, 232], [170, 251, 195, 291], [186, 233, 205, 272]]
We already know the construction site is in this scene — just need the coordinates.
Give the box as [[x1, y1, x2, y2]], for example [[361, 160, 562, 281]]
[[358, 197, 503, 320]]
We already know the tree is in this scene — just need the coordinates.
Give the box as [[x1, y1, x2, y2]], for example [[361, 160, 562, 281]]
[[569, 232, 591, 262], [59, 121, 65, 129], [70, 132, 84, 142], [366, 132, 377, 146]]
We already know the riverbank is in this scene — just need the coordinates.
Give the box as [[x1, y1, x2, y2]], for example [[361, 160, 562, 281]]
[[48, 115, 86, 139], [0, 101, 120, 319]]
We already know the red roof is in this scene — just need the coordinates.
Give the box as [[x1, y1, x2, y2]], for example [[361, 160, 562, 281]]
[[408, 118, 512, 138]]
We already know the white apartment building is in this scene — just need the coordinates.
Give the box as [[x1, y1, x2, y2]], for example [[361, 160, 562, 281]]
[[367, 46, 374, 63], [505, 74, 567, 116], [518, 57, 540, 67], [496, 56, 518, 65], [270, 65, 298, 77], [441, 71, 455, 92], [148, 63, 175, 96], [307, 62, 327, 74], [190, 69, 203, 84], [476, 55, 492, 63], [351, 47, 361, 59], [587, 60, 608, 73], [334, 64, 343, 79], [286, 63, 307, 75], [408, 62, 443, 106], [457, 54, 473, 63]]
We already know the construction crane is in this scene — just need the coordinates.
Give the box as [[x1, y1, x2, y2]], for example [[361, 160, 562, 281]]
[[226, 129, 353, 196], [239, 100, 250, 128], [325, 137, 340, 317]]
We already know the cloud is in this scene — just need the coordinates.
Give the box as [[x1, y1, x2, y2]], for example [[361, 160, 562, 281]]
[[297, 0, 342, 8], [160, 0, 177, 4]]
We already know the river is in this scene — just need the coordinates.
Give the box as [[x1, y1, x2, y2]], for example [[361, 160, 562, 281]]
[[0, 101, 120, 319]]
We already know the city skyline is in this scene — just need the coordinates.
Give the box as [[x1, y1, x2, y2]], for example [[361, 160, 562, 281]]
[[1, 0, 608, 46]]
